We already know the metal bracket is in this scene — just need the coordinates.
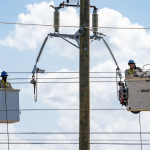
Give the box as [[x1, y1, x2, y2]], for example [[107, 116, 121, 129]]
[[49, 24, 103, 48], [74, 23, 86, 46], [58, 33, 79, 49], [50, 23, 86, 49]]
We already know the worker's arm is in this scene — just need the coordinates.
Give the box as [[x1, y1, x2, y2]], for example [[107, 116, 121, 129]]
[[0, 81, 2, 88], [10, 83, 13, 89], [125, 69, 129, 77], [8, 82, 13, 89]]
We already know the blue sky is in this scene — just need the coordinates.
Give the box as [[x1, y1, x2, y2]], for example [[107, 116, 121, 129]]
[[0, 0, 150, 26], [0, 1, 150, 150]]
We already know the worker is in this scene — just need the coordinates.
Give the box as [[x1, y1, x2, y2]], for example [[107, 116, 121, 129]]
[[0, 71, 13, 89], [125, 60, 137, 77]]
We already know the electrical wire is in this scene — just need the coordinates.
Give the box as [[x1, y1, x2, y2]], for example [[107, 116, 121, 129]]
[[9, 80, 150, 84], [142, 64, 150, 70], [0, 142, 150, 145], [0, 132, 149, 135], [4, 89, 10, 150], [139, 113, 142, 150], [10, 81, 119, 84], [0, 139, 149, 142], [0, 108, 127, 111], [6, 72, 125, 73], [0, 22, 150, 30], [7, 77, 125, 80]]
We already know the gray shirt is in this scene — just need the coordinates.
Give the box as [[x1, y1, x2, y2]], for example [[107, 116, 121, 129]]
[[125, 69, 137, 77], [0, 80, 13, 89]]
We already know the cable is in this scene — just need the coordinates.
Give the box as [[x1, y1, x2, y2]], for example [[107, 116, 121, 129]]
[[0, 142, 150, 145], [34, 72, 38, 102], [6, 72, 126, 74], [7, 77, 125, 80], [0, 108, 126, 111], [0, 132, 150, 134], [116, 69, 119, 101], [4, 89, 10, 150], [0, 22, 150, 30], [0, 139, 150, 142], [142, 64, 150, 70], [139, 113, 142, 150], [9, 80, 150, 84], [10, 81, 119, 84]]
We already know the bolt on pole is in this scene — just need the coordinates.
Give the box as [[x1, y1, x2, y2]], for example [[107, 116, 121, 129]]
[[79, 0, 90, 150]]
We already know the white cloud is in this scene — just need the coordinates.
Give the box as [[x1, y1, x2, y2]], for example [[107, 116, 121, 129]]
[[1, 1, 150, 150], [17, 62, 148, 150], [0, 1, 150, 63]]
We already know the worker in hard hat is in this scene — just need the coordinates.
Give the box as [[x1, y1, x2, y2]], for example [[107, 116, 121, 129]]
[[0, 71, 13, 89], [125, 60, 137, 77]]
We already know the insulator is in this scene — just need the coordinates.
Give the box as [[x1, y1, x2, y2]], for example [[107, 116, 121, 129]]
[[54, 8, 60, 32], [92, 10, 98, 32]]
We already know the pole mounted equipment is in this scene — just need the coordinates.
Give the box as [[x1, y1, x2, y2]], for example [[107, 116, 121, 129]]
[[30, 1, 122, 106], [30, 35, 48, 102], [50, 1, 101, 48], [92, 8, 98, 32], [54, 8, 60, 33]]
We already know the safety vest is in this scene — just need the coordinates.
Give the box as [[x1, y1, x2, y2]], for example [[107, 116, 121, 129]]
[[129, 69, 135, 75], [1, 80, 8, 88]]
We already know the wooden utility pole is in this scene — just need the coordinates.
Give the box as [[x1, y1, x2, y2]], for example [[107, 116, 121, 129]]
[[79, 0, 90, 150]]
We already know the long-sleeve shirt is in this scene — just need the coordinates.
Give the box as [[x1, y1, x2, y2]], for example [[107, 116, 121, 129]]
[[125, 69, 137, 77], [0, 80, 13, 89]]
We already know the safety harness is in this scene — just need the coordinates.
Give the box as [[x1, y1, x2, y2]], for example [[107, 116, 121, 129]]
[[1, 80, 8, 88], [129, 69, 135, 75]]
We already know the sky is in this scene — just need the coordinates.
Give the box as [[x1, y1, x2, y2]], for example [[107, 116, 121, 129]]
[[0, 0, 150, 150]]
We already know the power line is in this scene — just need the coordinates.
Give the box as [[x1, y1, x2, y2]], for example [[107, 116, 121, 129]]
[[0, 142, 150, 145], [9, 80, 150, 84], [6, 72, 125, 73], [0, 132, 150, 134], [4, 89, 10, 150], [0, 22, 150, 30], [139, 113, 143, 150], [7, 77, 124, 80], [10, 81, 118, 84], [0, 108, 126, 111], [6, 72, 125, 74], [0, 139, 150, 142]]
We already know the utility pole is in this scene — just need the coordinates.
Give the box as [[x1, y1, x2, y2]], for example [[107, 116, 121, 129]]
[[79, 0, 90, 150]]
